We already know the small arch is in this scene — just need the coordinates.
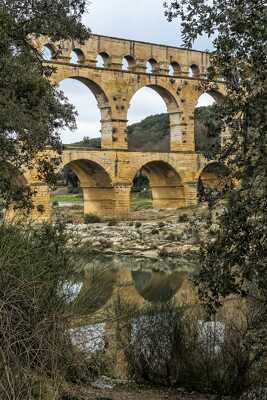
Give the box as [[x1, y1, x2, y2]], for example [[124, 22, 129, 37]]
[[189, 64, 200, 78], [146, 58, 158, 74], [169, 62, 181, 76], [71, 48, 85, 64], [96, 52, 110, 68], [131, 160, 186, 210], [0, 162, 31, 220], [122, 55, 135, 71], [197, 162, 229, 200], [42, 43, 56, 61]]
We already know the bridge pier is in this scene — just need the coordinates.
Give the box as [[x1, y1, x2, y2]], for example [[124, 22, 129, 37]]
[[82, 186, 116, 218], [150, 184, 186, 209], [114, 183, 131, 217]]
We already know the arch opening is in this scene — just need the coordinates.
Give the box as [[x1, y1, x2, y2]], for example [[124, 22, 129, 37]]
[[122, 55, 135, 71], [194, 91, 223, 157], [169, 62, 181, 76], [42, 44, 56, 61], [197, 162, 229, 202], [50, 159, 115, 221], [0, 163, 33, 220], [189, 64, 200, 78], [131, 161, 185, 211], [71, 48, 85, 64], [127, 85, 180, 152], [146, 58, 158, 74], [96, 52, 109, 68], [58, 77, 111, 148]]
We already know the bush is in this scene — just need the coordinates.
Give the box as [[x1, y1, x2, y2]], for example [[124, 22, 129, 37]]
[[178, 213, 189, 223], [0, 223, 75, 398], [52, 200, 59, 207], [84, 213, 102, 224], [124, 302, 267, 396], [0, 223, 112, 398], [107, 219, 118, 226]]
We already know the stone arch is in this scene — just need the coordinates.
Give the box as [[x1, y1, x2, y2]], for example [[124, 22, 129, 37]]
[[122, 55, 135, 71], [131, 160, 186, 209], [169, 61, 181, 76], [127, 83, 181, 152], [197, 161, 229, 197], [42, 43, 57, 60], [96, 51, 110, 68], [59, 159, 115, 217], [71, 48, 85, 64], [189, 64, 200, 78], [56, 76, 113, 149], [194, 89, 226, 154], [0, 162, 39, 221], [146, 58, 158, 74]]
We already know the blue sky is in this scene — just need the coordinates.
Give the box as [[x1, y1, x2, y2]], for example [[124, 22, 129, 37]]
[[59, 0, 214, 144]]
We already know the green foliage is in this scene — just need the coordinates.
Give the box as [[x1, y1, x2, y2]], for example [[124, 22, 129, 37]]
[[0, 0, 90, 209], [128, 113, 170, 152], [164, 0, 267, 383], [178, 213, 189, 223], [84, 213, 102, 224]]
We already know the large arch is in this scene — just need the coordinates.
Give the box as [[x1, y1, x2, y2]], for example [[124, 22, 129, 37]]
[[56, 76, 112, 149], [194, 89, 225, 156], [53, 159, 115, 218], [127, 84, 181, 153], [131, 160, 186, 210]]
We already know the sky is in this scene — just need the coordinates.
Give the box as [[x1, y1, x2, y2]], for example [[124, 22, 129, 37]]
[[59, 0, 215, 144]]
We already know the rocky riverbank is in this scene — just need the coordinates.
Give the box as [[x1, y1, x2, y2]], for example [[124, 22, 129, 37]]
[[65, 210, 202, 261]]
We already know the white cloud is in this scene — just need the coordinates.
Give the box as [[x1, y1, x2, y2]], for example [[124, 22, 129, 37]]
[[196, 93, 216, 108]]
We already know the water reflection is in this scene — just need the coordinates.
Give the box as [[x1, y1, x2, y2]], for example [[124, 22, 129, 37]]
[[71, 253, 195, 306], [132, 270, 187, 303]]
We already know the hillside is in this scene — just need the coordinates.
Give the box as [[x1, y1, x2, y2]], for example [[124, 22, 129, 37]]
[[71, 105, 220, 155]]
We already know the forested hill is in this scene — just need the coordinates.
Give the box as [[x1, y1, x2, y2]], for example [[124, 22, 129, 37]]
[[71, 105, 220, 154]]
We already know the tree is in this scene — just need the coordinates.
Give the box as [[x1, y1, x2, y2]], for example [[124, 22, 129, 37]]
[[164, 0, 267, 329], [0, 0, 90, 209]]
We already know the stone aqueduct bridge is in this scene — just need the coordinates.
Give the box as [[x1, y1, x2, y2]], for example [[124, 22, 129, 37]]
[[26, 34, 225, 220]]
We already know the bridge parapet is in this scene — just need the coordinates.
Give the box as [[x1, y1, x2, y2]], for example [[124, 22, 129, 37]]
[[34, 33, 211, 78]]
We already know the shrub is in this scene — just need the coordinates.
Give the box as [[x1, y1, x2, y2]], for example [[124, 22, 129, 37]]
[[0, 223, 75, 397], [0, 223, 112, 398], [84, 213, 102, 224], [135, 222, 142, 228], [124, 302, 267, 396], [52, 200, 59, 207], [178, 213, 189, 223], [107, 219, 118, 226]]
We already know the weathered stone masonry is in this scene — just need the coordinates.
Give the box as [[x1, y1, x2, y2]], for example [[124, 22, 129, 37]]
[[16, 34, 226, 221]]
